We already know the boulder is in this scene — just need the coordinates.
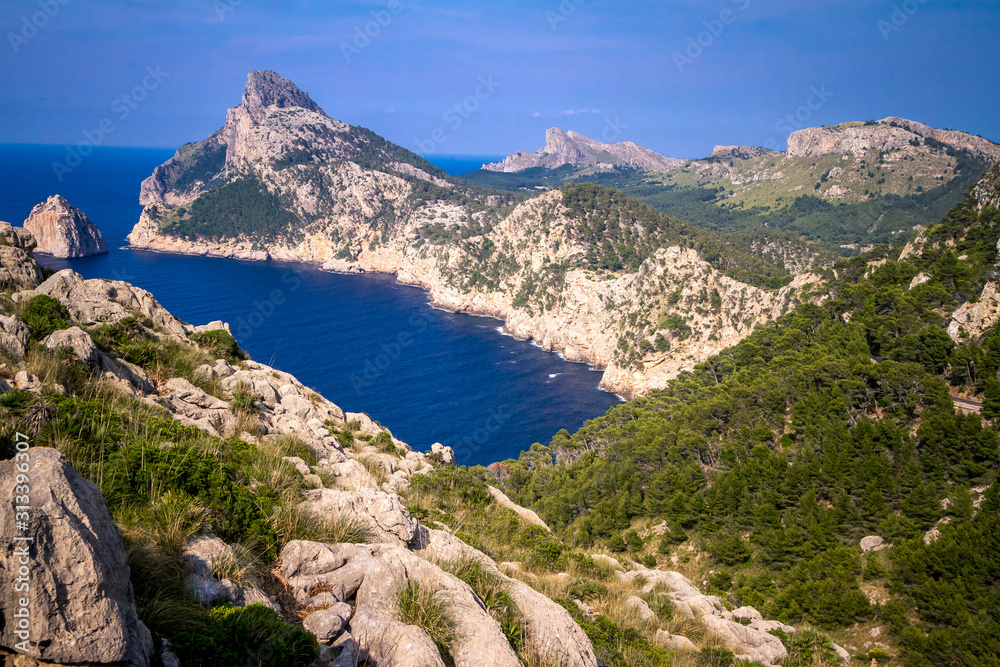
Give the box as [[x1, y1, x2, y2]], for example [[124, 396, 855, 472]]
[[181, 535, 275, 610], [0, 246, 42, 290], [0, 448, 153, 665], [860, 536, 887, 553], [22, 195, 108, 258], [701, 613, 788, 666], [0, 314, 29, 360], [429, 442, 456, 466], [654, 630, 698, 652], [43, 326, 154, 394], [301, 488, 418, 546], [625, 595, 656, 621], [303, 602, 352, 644], [159, 377, 235, 436], [488, 486, 550, 531], [0, 219, 37, 251]]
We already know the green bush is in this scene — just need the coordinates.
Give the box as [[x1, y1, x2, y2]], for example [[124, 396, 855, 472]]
[[189, 329, 247, 362], [21, 295, 71, 339], [171, 604, 318, 667]]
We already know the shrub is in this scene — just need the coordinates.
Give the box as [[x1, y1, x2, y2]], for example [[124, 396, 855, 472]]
[[189, 329, 246, 363], [20, 295, 71, 339], [171, 603, 318, 667], [708, 535, 751, 566]]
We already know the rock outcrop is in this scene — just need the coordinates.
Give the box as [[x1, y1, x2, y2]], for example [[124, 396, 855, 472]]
[[787, 117, 1000, 163], [710, 145, 777, 160], [1, 250, 602, 666], [0, 448, 153, 665], [125, 71, 825, 398], [22, 195, 108, 258], [0, 220, 42, 290], [482, 127, 682, 173]]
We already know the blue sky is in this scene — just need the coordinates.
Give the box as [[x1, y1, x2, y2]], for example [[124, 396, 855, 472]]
[[1, 0, 997, 159]]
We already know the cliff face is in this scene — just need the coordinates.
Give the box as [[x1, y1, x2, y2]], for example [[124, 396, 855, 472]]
[[787, 116, 1000, 163], [128, 71, 819, 397], [482, 127, 683, 173], [22, 195, 108, 258]]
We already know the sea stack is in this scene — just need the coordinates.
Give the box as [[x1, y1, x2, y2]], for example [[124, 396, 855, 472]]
[[23, 195, 109, 258]]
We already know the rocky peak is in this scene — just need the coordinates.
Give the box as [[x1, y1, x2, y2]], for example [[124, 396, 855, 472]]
[[22, 195, 108, 258], [241, 70, 324, 123], [710, 145, 777, 160], [787, 116, 1000, 163], [483, 127, 682, 173]]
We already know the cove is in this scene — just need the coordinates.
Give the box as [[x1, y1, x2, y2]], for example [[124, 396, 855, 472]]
[[0, 144, 621, 464]]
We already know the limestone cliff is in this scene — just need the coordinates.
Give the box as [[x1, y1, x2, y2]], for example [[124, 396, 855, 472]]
[[128, 71, 823, 398], [482, 127, 682, 173], [786, 116, 1000, 163], [22, 195, 108, 258]]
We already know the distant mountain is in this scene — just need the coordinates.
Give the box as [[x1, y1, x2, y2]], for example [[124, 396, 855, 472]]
[[481, 127, 682, 173], [128, 70, 825, 398], [463, 117, 1000, 253]]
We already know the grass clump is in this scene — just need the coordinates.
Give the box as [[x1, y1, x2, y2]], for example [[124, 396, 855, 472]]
[[442, 556, 524, 655], [397, 581, 457, 661]]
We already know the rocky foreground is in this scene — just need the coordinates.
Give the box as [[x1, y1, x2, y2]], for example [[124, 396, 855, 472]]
[[0, 223, 855, 666]]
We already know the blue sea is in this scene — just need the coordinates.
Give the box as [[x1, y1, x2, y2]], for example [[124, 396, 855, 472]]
[[0, 144, 620, 465]]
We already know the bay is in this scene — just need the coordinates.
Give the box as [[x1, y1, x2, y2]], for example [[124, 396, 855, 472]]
[[0, 144, 620, 465]]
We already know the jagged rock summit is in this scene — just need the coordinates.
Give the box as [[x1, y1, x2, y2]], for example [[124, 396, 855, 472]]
[[22, 195, 108, 258], [241, 69, 324, 122], [482, 127, 682, 173]]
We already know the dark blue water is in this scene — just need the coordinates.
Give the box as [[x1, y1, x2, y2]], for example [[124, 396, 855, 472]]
[[0, 144, 619, 465]]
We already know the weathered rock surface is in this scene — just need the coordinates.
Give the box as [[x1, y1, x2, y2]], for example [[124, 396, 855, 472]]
[[482, 127, 683, 173], [653, 629, 698, 652], [488, 485, 550, 531], [14, 269, 189, 338], [0, 314, 30, 360], [181, 535, 276, 610], [618, 565, 790, 665], [0, 221, 42, 290], [625, 595, 656, 621], [22, 195, 108, 258], [301, 488, 419, 545], [787, 116, 1000, 163], [0, 448, 153, 665], [947, 280, 1000, 341], [280, 541, 524, 667], [710, 145, 777, 160], [860, 535, 887, 553], [43, 327, 154, 394]]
